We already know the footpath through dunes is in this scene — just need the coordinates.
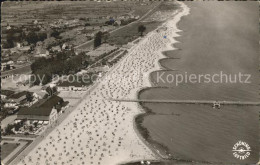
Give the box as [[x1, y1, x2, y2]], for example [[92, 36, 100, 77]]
[[139, 1, 259, 164]]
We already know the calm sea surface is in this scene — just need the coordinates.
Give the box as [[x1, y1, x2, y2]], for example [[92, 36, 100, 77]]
[[139, 1, 259, 164]]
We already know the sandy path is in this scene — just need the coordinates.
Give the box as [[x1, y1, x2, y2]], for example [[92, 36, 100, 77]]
[[17, 2, 189, 165]]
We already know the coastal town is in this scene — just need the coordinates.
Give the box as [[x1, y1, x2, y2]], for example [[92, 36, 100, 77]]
[[1, 0, 159, 129], [1, 1, 179, 165], [1, 1, 259, 165]]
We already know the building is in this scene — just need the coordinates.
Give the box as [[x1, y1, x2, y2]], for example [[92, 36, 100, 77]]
[[7, 91, 28, 104], [62, 43, 70, 50], [2, 49, 11, 57], [16, 95, 68, 124], [17, 42, 22, 48], [22, 41, 29, 46], [33, 20, 38, 25], [1, 90, 15, 98], [1, 60, 15, 71], [16, 55, 29, 64], [114, 20, 121, 26], [33, 91, 47, 99], [18, 46, 31, 52], [1, 94, 7, 100], [57, 81, 89, 91], [10, 47, 18, 54], [51, 45, 61, 52], [4, 101, 18, 108], [35, 48, 50, 57], [7, 25, 11, 30], [35, 41, 50, 57], [57, 76, 92, 91]]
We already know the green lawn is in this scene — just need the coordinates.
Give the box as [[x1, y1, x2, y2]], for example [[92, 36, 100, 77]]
[[108, 21, 161, 46], [107, 2, 179, 46], [1, 142, 20, 160]]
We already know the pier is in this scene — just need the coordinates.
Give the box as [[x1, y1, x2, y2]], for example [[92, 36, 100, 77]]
[[108, 98, 260, 106]]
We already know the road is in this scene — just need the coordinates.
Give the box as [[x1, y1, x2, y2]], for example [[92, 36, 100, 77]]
[[1, 64, 31, 78]]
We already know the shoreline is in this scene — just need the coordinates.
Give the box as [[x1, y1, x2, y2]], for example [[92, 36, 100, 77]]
[[135, 0, 258, 164], [15, 2, 191, 165], [134, 1, 191, 162]]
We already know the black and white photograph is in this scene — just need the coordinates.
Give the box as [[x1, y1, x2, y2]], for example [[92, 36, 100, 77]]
[[1, 0, 259, 165]]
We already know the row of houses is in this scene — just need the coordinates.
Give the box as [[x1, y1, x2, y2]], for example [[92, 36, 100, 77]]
[[34, 41, 71, 57], [2, 45, 31, 58], [2, 91, 41, 110], [2, 88, 69, 125], [1, 60, 15, 71], [50, 19, 81, 29]]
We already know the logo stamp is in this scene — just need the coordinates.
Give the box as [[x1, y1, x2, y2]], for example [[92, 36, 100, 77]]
[[232, 141, 251, 160]]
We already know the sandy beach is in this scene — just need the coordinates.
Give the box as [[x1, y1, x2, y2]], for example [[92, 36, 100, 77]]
[[16, 2, 189, 165]]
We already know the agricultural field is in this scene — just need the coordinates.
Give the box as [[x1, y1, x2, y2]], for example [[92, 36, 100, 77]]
[[75, 1, 179, 49], [107, 2, 179, 45], [1, 1, 158, 27], [107, 21, 162, 46]]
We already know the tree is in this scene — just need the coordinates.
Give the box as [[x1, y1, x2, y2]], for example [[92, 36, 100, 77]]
[[102, 32, 110, 43], [32, 71, 52, 85], [113, 21, 119, 26], [46, 86, 53, 96], [101, 59, 106, 65], [94, 31, 102, 48], [38, 33, 47, 41], [105, 19, 114, 25], [14, 123, 20, 131], [138, 25, 146, 36], [31, 57, 48, 74], [26, 92, 34, 102], [53, 87, 57, 94], [51, 30, 60, 39], [2, 39, 14, 49], [5, 124, 14, 135], [29, 125, 33, 132], [83, 61, 89, 68], [33, 122, 38, 128], [26, 32, 39, 44], [43, 94, 49, 99], [5, 64, 11, 70]]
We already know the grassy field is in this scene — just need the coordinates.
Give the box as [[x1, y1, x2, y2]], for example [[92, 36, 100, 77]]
[[1, 1, 158, 26], [1, 142, 20, 160], [76, 1, 180, 49], [108, 21, 161, 45], [107, 2, 179, 45], [76, 19, 162, 50]]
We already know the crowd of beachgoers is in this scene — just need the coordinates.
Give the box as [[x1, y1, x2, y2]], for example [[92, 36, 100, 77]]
[[19, 2, 190, 165]]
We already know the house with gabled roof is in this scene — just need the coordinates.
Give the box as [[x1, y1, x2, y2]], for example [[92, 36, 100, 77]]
[[16, 95, 68, 124]]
